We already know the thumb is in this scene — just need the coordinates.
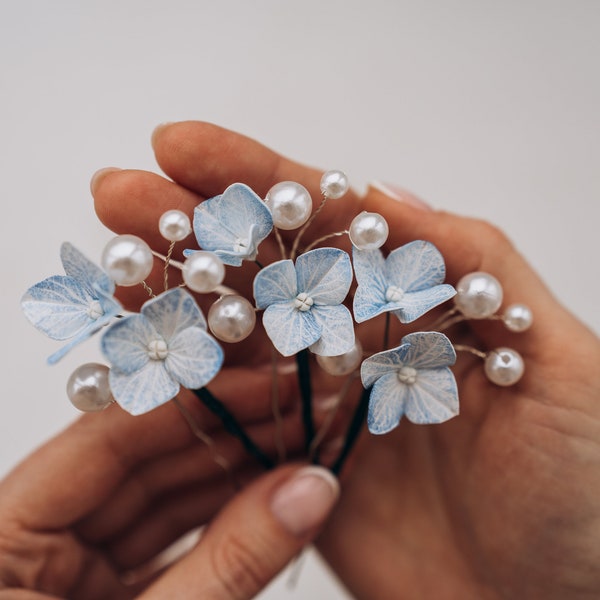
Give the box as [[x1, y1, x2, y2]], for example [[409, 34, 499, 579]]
[[140, 465, 339, 600]]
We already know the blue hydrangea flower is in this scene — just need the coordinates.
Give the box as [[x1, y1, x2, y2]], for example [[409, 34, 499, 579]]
[[361, 331, 458, 434], [254, 247, 355, 357], [21, 242, 121, 365], [353, 240, 456, 323], [187, 183, 273, 266], [101, 288, 223, 415]]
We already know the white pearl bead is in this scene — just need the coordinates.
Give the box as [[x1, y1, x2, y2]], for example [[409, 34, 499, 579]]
[[182, 251, 225, 293], [208, 295, 256, 343], [159, 209, 191, 242], [320, 170, 349, 199], [265, 182, 313, 230], [316, 339, 363, 376], [454, 272, 503, 319], [101, 234, 154, 287], [67, 363, 113, 412], [484, 348, 524, 386], [349, 211, 389, 250], [503, 303, 533, 332]]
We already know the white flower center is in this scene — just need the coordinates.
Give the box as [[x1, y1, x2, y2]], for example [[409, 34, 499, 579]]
[[385, 285, 405, 302], [87, 300, 104, 320], [148, 338, 169, 360], [233, 237, 249, 253], [397, 366, 417, 385], [294, 292, 314, 312]]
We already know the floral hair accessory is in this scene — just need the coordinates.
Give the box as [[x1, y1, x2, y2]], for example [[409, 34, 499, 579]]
[[22, 169, 533, 476]]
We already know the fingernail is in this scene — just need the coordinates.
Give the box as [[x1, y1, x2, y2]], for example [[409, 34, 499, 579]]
[[369, 181, 433, 211], [271, 466, 339, 536], [151, 122, 174, 147], [90, 167, 121, 196]]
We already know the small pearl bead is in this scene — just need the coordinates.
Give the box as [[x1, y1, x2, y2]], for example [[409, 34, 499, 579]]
[[208, 295, 256, 343], [182, 251, 225, 293], [320, 170, 349, 199], [503, 303, 533, 332], [484, 348, 524, 386], [349, 211, 389, 250], [101, 234, 154, 287], [159, 209, 191, 242], [265, 181, 313, 230], [316, 339, 363, 376], [148, 338, 168, 360], [67, 363, 113, 412], [454, 272, 503, 319]]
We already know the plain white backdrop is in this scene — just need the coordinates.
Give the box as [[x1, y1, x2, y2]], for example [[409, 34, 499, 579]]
[[1, 2, 598, 598]]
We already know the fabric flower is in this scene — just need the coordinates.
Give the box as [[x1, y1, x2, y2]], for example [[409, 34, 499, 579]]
[[253, 247, 354, 357], [101, 288, 223, 415], [353, 240, 456, 323], [21, 242, 121, 364], [361, 331, 458, 434], [187, 183, 273, 266]]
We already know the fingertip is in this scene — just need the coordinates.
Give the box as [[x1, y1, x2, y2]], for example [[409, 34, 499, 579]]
[[369, 181, 433, 211], [90, 167, 122, 197]]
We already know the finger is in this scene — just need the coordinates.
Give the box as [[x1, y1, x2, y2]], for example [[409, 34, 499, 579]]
[[0, 367, 298, 530], [139, 464, 339, 600], [363, 185, 571, 352]]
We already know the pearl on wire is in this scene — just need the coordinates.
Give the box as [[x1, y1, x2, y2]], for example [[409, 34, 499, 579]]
[[320, 170, 349, 199], [159, 209, 192, 242], [265, 181, 313, 230], [316, 339, 363, 376], [66, 363, 113, 412], [208, 295, 256, 343], [101, 234, 154, 286], [454, 272, 503, 319], [349, 211, 389, 250], [182, 251, 225, 293], [503, 303, 533, 332], [484, 348, 524, 386]]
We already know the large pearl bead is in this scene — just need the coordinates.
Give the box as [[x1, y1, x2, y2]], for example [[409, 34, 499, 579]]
[[208, 295, 256, 343], [454, 272, 503, 319], [182, 251, 225, 293], [349, 211, 389, 250], [320, 170, 349, 199], [484, 348, 524, 386], [159, 209, 191, 242], [101, 234, 154, 286], [265, 182, 313, 230], [67, 363, 113, 412], [316, 339, 363, 376], [503, 303, 533, 332]]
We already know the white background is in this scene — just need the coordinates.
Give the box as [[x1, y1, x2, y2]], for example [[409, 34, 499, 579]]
[[1, 1, 598, 598]]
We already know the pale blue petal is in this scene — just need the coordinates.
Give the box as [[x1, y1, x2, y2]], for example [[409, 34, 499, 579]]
[[390, 285, 456, 323], [262, 303, 321, 356], [309, 305, 355, 356], [253, 260, 297, 308], [352, 248, 388, 322], [22, 276, 102, 340], [141, 288, 206, 341], [60, 242, 114, 295], [401, 332, 456, 369], [295, 248, 352, 304], [109, 362, 179, 416], [385, 240, 447, 292], [101, 314, 155, 374], [193, 184, 272, 266], [165, 327, 223, 389], [367, 372, 407, 435], [361, 343, 411, 388], [404, 367, 459, 424]]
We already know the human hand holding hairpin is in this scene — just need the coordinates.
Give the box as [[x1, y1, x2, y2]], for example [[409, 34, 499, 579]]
[[7, 121, 600, 599]]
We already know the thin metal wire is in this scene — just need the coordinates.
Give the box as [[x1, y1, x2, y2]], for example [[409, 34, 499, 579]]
[[453, 344, 487, 359], [273, 226, 287, 260], [290, 194, 328, 260], [141, 281, 155, 298], [163, 241, 176, 291], [303, 229, 348, 253], [271, 348, 286, 463]]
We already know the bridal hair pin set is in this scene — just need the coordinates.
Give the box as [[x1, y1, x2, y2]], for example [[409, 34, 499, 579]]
[[21, 170, 532, 472]]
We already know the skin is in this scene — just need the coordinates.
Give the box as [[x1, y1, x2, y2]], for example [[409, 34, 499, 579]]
[[2, 121, 599, 599]]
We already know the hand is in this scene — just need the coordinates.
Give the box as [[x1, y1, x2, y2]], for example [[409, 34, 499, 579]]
[[32, 121, 600, 599], [0, 374, 339, 599]]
